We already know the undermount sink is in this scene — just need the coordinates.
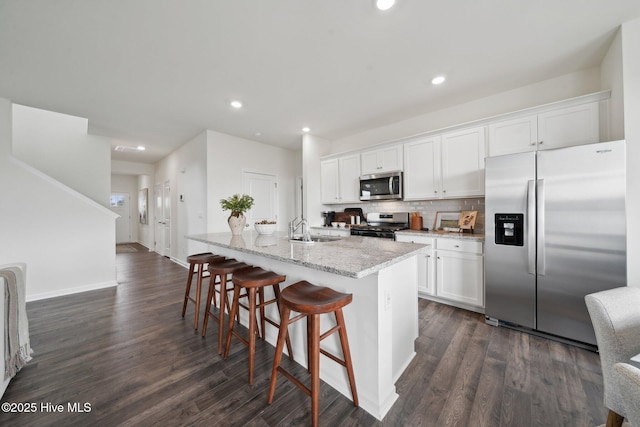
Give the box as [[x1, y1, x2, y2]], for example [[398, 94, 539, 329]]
[[289, 235, 341, 244]]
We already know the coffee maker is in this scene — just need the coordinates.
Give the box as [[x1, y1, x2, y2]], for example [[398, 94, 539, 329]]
[[321, 211, 335, 227]]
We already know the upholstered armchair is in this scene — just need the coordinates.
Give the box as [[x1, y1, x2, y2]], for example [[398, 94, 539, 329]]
[[585, 287, 640, 427], [614, 363, 640, 427]]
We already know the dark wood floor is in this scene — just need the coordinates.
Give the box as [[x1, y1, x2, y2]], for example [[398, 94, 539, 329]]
[[0, 244, 608, 426]]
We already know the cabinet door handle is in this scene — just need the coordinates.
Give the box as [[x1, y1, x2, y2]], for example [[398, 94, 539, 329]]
[[539, 140, 544, 145], [434, 190, 438, 194], [454, 245, 460, 248]]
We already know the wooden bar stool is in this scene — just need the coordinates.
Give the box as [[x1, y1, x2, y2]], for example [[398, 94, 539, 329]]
[[201, 258, 250, 354], [267, 280, 358, 427], [223, 266, 293, 385], [181, 252, 224, 330]]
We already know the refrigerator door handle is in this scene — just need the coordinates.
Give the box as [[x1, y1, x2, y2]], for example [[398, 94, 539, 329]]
[[527, 179, 536, 275], [537, 179, 546, 276]]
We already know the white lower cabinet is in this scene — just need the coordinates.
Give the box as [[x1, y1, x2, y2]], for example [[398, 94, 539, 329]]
[[396, 234, 484, 310], [395, 234, 435, 296]]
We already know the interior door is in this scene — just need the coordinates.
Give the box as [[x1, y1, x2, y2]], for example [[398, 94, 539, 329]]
[[163, 180, 171, 257], [154, 184, 164, 255], [243, 172, 278, 227], [243, 172, 277, 226], [110, 193, 131, 243]]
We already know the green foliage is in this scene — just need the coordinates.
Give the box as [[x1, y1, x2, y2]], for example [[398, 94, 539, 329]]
[[219, 193, 255, 217]]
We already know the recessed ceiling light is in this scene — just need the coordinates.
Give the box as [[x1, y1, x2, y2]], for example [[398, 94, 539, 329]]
[[114, 145, 145, 153], [230, 100, 243, 109], [302, 127, 311, 133], [254, 132, 261, 137], [376, 0, 396, 11], [431, 76, 446, 85]]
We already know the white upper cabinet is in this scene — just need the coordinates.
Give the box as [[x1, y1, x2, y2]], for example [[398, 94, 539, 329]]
[[403, 127, 485, 200], [403, 136, 441, 200], [320, 154, 361, 204], [537, 103, 600, 150], [488, 115, 538, 156], [360, 144, 403, 175], [320, 158, 339, 203], [338, 154, 361, 203], [440, 127, 486, 198], [488, 102, 600, 157]]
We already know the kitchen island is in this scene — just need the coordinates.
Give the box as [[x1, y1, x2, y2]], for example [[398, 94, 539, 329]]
[[186, 231, 427, 420]]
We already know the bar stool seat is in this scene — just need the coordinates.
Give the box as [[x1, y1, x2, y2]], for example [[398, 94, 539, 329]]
[[181, 252, 225, 330], [223, 266, 293, 384], [267, 280, 358, 427], [202, 258, 250, 354]]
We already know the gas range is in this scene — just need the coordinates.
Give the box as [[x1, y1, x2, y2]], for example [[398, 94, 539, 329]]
[[350, 212, 410, 239]]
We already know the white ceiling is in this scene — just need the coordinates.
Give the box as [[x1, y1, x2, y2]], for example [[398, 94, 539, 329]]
[[1, 0, 640, 164]]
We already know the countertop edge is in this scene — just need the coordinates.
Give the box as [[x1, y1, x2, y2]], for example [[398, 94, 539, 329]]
[[187, 233, 427, 279], [395, 230, 485, 242]]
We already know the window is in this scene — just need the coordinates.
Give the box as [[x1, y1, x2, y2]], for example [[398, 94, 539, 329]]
[[110, 194, 126, 208]]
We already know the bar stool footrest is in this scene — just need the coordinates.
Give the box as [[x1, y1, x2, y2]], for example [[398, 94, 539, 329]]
[[276, 366, 312, 398]]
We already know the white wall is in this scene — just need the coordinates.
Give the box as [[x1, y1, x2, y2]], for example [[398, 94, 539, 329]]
[[622, 18, 640, 286], [112, 159, 155, 176], [601, 28, 625, 141], [12, 104, 112, 205], [0, 98, 118, 301], [330, 67, 602, 154], [302, 134, 332, 226], [155, 131, 208, 261], [206, 130, 298, 234]]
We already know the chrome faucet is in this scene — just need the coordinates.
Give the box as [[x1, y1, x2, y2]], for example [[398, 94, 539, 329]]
[[289, 217, 311, 241]]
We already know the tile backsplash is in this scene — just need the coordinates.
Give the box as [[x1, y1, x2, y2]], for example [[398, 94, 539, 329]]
[[336, 198, 485, 234]]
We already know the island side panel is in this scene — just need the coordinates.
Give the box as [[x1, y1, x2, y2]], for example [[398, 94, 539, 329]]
[[203, 245, 401, 420], [379, 255, 419, 383]]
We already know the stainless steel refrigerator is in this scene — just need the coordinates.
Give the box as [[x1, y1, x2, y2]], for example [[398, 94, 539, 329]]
[[485, 140, 626, 346]]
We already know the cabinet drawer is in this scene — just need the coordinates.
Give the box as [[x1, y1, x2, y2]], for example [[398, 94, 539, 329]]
[[436, 238, 483, 254], [395, 234, 435, 246]]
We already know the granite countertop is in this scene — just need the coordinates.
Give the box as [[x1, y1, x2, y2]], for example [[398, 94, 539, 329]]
[[187, 231, 427, 279], [395, 229, 485, 242]]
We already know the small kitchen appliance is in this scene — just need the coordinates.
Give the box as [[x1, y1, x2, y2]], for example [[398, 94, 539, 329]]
[[321, 211, 335, 227], [350, 212, 410, 239], [359, 171, 403, 201]]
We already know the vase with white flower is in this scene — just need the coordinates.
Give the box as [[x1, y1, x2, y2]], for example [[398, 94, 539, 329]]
[[220, 193, 254, 235]]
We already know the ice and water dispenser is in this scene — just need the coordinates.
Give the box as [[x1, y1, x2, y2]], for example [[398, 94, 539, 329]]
[[494, 214, 524, 246]]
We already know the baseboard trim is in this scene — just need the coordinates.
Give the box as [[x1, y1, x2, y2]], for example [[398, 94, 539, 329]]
[[26, 280, 118, 302], [171, 257, 188, 269]]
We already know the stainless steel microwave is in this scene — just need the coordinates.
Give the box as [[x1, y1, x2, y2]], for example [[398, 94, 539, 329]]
[[359, 171, 403, 201]]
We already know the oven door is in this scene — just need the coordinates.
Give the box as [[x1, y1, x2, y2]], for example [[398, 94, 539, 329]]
[[350, 228, 395, 239], [359, 172, 402, 201]]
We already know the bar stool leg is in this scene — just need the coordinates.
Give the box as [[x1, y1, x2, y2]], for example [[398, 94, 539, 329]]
[[309, 314, 321, 427], [201, 272, 218, 338], [192, 264, 205, 330], [181, 262, 196, 318], [335, 308, 358, 406], [216, 273, 229, 355], [267, 306, 291, 403], [273, 284, 294, 361], [247, 287, 258, 385], [223, 284, 241, 360], [258, 287, 266, 339]]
